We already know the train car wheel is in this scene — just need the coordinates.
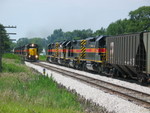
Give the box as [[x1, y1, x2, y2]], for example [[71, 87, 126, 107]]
[[116, 71, 121, 77], [122, 74, 128, 79], [98, 66, 102, 74], [83, 63, 87, 71], [138, 75, 147, 84]]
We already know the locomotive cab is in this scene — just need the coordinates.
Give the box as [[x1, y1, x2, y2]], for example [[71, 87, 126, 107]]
[[65, 40, 77, 67], [47, 43, 56, 62], [58, 41, 69, 65], [84, 36, 106, 72], [25, 43, 39, 61]]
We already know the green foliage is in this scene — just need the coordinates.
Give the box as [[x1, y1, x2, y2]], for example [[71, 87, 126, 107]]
[[39, 55, 46, 61], [0, 24, 11, 72], [0, 57, 84, 113], [15, 6, 150, 49], [9, 42, 17, 51], [0, 101, 80, 113], [47, 29, 64, 43], [107, 6, 150, 35], [47, 29, 93, 43], [107, 19, 129, 35], [128, 6, 150, 32], [2, 53, 25, 72], [16, 37, 47, 53], [0, 74, 83, 113], [0, 24, 10, 52], [29, 37, 47, 53], [16, 38, 29, 47], [2, 60, 26, 73], [2, 53, 20, 60], [93, 27, 106, 36]]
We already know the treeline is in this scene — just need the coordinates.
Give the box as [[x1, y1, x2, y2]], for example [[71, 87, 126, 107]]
[[1, 6, 150, 54], [107, 6, 150, 35], [47, 6, 150, 42], [15, 38, 47, 53]]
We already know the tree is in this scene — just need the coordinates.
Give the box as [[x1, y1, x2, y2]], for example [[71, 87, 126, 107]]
[[94, 27, 106, 36], [17, 38, 29, 47], [106, 6, 150, 35], [0, 24, 10, 72], [64, 31, 73, 40], [107, 19, 129, 35], [128, 6, 150, 32], [29, 37, 46, 53], [10, 42, 17, 51], [47, 29, 64, 43]]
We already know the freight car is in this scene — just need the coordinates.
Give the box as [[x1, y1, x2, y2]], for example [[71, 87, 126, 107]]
[[106, 32, 150, 83], [46, 32, 150, 84], [14, 43, 39, 61]]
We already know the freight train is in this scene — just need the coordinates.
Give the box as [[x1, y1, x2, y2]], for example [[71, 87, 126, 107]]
[[46, 32, 150, 84], [14, 43, 39, 61]]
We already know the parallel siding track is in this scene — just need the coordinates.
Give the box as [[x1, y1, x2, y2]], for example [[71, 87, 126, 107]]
[[32, 61, 150, 109]]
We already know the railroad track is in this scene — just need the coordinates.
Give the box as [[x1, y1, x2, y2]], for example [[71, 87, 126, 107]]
[[32, 61, 150, 109]]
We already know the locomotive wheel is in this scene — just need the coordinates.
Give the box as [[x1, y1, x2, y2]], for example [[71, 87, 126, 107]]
[[109, 69, 115, 78], [116, 71, 121, 77], [98, 66, 102, 74], [82, 63, 87, 71], [74, 62, 79, 69], [138, 75, 147, 84], [122, 74, 128, 79]]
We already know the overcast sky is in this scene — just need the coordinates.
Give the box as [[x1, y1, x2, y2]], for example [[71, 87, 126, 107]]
[[0, 0, 149, 40]]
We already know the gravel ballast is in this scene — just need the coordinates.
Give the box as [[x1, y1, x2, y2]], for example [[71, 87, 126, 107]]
[[25, 62, 150, 113]]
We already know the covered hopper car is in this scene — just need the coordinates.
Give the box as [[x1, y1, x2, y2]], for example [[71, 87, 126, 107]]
[[106, 32, 150, 83]]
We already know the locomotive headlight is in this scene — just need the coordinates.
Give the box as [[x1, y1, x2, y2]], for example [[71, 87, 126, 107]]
[[29, 55, 31, 58], [35, 55, 38, 58], [31, 44, 34, 47]]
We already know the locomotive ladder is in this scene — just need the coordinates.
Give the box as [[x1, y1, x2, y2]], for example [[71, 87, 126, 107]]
[[80, 40, 86, 59], [55, 43, 59, 57]]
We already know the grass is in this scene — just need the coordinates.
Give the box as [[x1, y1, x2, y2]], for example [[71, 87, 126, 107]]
[[0, 53, 83, 113], [2, 53, 21, 60], [0, 53, 111, 113], [0, 74, 82, 113], [39, 55, 46, 61]]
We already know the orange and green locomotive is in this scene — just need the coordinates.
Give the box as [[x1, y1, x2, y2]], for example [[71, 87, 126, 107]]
[[47, 36, 107, 72], [47, 32, 150, 84]]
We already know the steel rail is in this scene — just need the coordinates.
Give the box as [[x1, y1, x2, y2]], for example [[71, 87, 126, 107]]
[[32, 61, 150, 109]]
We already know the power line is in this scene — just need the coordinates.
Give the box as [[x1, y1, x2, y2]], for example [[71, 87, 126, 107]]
[[4, 26, 17, 28], [0, 25, 17, 72]]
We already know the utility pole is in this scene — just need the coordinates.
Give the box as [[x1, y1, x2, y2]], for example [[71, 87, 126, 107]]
[[0, 25, 16, 72]]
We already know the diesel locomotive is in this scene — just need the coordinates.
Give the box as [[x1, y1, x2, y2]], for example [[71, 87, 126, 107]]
[[14, 43, 39, 61], [46, 31, 150, 84]]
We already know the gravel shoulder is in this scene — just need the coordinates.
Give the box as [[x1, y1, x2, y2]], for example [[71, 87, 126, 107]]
[[25, 62, 150, 113]]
